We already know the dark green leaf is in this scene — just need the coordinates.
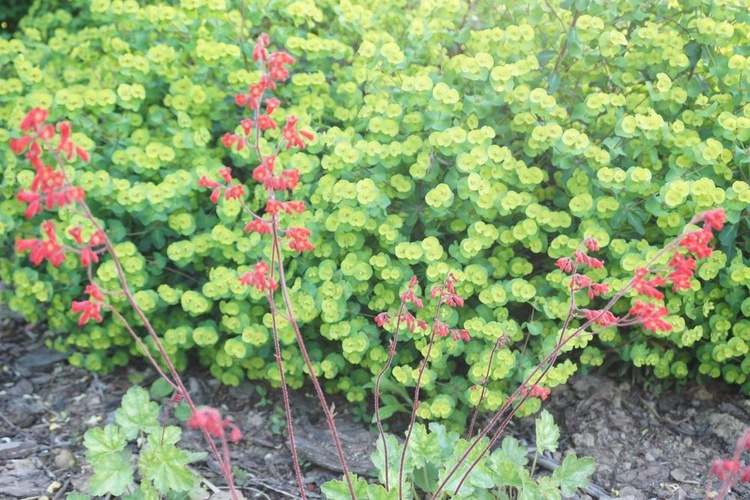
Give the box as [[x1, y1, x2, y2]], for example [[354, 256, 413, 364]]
[[552, 454, 596, 495]]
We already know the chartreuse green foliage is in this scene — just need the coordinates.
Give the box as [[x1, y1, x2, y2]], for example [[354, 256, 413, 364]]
[[321, 410, 595, 499], [79, 386, 205, 497], [1, 0, 749, 426]]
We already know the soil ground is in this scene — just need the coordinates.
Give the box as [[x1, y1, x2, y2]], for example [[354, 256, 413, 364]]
[[1, 315, 749, 499]]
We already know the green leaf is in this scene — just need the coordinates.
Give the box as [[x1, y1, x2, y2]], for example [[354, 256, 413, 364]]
[[547, 72, 561, 94], [149, 377, 174, 401], [115, 386, 161, 440], [536, 49, 558, 65], [83, 424, 128, 460], [552, 454, 596, 495], [366, 483, 399, 500], [536, 476, 562, 500], [535, 410, 559, 454], [139, 434, 196, 493], [627, 211, 645, 236], [321, 475, 371, 500], [88, 450, 134, 496]]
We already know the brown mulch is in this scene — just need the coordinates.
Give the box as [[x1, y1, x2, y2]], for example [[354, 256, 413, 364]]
[[1, 315, 749, 499]]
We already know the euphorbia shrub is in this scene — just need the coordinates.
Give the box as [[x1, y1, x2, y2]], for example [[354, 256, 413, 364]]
[[1, 0, 749, 427]]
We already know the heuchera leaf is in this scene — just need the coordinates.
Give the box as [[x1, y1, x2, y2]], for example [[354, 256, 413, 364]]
[[320, 474, 371, 500], [139, 434, 195, 493], [552, 454, 596, 495], [88, 449, 135, 496], [83, 424, 128, 460], [535, 410, 560, 454], [114, 386, 161, 440]]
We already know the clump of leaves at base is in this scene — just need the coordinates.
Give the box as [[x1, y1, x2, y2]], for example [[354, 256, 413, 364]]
[[78, 386, 206, 497], [321, 410, 595, 499]]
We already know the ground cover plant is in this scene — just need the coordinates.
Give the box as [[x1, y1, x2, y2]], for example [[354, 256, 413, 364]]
[[2, 0, 750, 497]]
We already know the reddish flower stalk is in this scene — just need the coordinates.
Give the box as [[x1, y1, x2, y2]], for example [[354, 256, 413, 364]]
[[10, 109, 241, 498], [433, 209, 726, 498], [201, 34, 354, 499]]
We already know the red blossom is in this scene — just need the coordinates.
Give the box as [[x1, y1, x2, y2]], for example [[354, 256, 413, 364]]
[[244, 218, 271, 234], [374, 312, 391, 327], [85, 283, 104, 301], [187, 407, 225, 439], [632, 268, 666, 300], [71, 300, 103, 325], [286, 226, 313, 253], [629, 300, 672, 332], [555, 257, 573, 273], [238, 261, 278, 293], [574, 250, 604, 269], [198, 176, 220, 189], [680, 227, 715, 259], [584, 309, 619, 327], [700, 208, 726, 231], [522, 384, 550, 401], [80, 246, 99, 267]]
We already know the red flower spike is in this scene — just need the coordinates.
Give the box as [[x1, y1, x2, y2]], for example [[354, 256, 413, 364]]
[[629, 301, 672, 333], [679, 227, 715, 259], [286, 227, 314, 253], [632, 268, 666, 300], [238, 261, 278, 293]]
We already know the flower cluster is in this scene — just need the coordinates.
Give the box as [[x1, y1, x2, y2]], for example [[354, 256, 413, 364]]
[[187, 407, 242, 443], [558, 208, 726, 335], [11, 110, 88, 220], [198, 33, 315, 269], [709, 428, 750, 495]]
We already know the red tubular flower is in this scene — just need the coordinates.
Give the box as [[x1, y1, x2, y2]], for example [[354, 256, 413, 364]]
[[240, 118, 254, 135], [256, 114, 276, 131], [187, 407, 225, 439], [451, 328, 470, 342], [198, 176, 220, 189], [218, 167, 232, 183], [573, 250, 604, 269], [286, 227, 313, 253], [20, 108, 48, 132], [244, 218, 271, 234], [69, 226, 84, 245], [17, 189, 43, 219], [224, 184, 245, 200], [9, 135, 31, 154], [522, 384, 550, 401], [88, 230, 106, 247], [266, 98, 281, 115], [680, 227, 715, 259], [700, 208, 726, 231], [268, 51, 295, 81], [434, 320, 450, 338], [80, 246, 99, 267], [584, 309, 619, 327], [238, 261, 278, 293], [374, 312, 391, 327], [85, 283, 104, 301], [555, 257, 573, 273], [629, 301, 672, 332], [632, 268, 666, 300], [71, 300, 103, 325], [584, 237, 599, 252]]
